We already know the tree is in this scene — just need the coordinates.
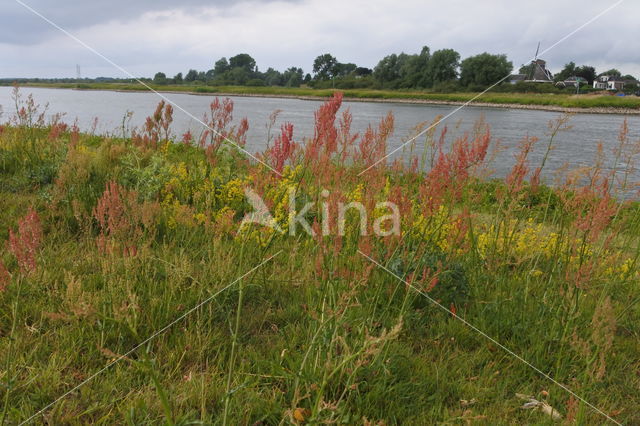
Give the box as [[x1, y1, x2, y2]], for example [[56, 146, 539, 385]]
[[401, 47, 430, 88], [313, 53, 338, 80], [459, 53, 513, 87], [355, 67, 373, 77], [427, 48, 460, 86], [373, 53, 402, 86], [264, 67, 283, 86], [600, 68, 621, 77], [229, 53, 257, 72], [184, 69, 198, 82], [213, 58, 230, 76], [153, 72, 167, 85], [283, 67, 304, 87], [334, 62, 357, 77], [574, 65, 596, 84], [373, 47, 433, 88], [554, 62, 576, 82], [227, 67, 249, 85], [173, 72, 183, 84]]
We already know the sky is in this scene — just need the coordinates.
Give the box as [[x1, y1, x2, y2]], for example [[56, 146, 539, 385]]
[[1, 0, 638, 79]]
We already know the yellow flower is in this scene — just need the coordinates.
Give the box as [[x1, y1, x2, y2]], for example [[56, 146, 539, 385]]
[[193, 212, 207, 225]]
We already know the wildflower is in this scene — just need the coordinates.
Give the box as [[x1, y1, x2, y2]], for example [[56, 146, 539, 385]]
[[8, 207, 43, 274], [181, 130, 193, 145], [194, 212, 208, 225], [268, 122, 296, 174], [93, 181, 158, 256], [132, 100, 174, 149], [0, 261, 11, 291], [506, 135, 538, 195]]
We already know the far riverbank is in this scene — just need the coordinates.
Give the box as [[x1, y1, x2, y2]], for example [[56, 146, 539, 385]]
[[4, 82, 640, 115]]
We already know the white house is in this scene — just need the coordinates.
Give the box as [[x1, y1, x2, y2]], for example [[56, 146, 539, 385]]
[[593, 75, 625, 91]]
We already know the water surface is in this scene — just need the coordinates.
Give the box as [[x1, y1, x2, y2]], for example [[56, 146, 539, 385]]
[[2, 86, 639, 185]]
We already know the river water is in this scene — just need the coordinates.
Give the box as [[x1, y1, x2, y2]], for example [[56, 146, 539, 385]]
[[2, 86, 640, 187]]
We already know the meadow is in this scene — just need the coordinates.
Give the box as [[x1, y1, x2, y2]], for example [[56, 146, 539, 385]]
[[1, 87, 639, 424], [6, 81, 640, 110]]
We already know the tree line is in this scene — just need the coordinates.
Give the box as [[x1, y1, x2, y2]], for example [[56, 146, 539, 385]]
[[148, 48, 637, 92], [4, 47, 635, 92], [150, 48, 514, 91]]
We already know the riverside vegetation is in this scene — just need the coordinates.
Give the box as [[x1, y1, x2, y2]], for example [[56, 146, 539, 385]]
[[5, 81, 640, 111], [1, 87, 639, 424]]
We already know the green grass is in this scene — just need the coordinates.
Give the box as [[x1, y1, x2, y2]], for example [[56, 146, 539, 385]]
[[6, 81, 640, 110], [0, 93, 639, 424]]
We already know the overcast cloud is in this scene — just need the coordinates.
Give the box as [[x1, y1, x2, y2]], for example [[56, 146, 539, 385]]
[[1, 0, 638, 79]]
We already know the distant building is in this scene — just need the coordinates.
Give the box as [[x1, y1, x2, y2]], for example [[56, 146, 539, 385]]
[[556, 76, 588, 88], [508, 74, 526, 84], [593, 75, 625, 90], [508, 58, 554, 84], [526, 59, 554, 83]]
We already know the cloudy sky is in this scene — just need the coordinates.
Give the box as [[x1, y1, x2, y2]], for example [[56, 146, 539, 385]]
[[1, 0, 638, 79]]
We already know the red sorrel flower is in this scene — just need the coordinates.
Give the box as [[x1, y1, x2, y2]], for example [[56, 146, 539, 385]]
[[198, 98, 249, 166], [505, 135, 538, 195], [132, 101, 174, 149], [0, 261, 11, 291], [181, 130, 193, 146], [7, 207, 43, 275], [269, 122, 296, 174]]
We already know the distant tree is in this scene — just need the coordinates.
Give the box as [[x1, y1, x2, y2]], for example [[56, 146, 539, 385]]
[[554, 62, 576, 82], [574, 65, 596, 84], [213, 58, 230, 76], [264, 67, 284, 86], [355, 67, 373, 77], [401, 47, 430, 87], [197, 71, 207, 82], [518, 63, 544, 81], [313, 53, 338, 80], [283, 67, 304, 87], [334, 62, 357, 77], [153, 72, 167, 85], [184, 69, 198, 82], [373, 53, 403, 87], [303, 73, 312, 84], [427, 48, 460, 86], [600, 68, 622, 77], [173, 72, 183, 84], [374, 47, 435, 88], [229, 53, 257, 72], [227, 67, 249, 85], [459, 53, 513, 87]]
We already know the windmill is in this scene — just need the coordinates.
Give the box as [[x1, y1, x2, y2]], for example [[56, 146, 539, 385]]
[[525, 42, 553, 82]]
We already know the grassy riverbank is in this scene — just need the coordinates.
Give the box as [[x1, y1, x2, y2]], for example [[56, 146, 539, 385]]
[[1, 91, 639, 423], [6, 81, 640, 111]]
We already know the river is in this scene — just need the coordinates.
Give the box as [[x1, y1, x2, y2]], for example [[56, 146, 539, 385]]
[[2, 86, 640, 186]]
